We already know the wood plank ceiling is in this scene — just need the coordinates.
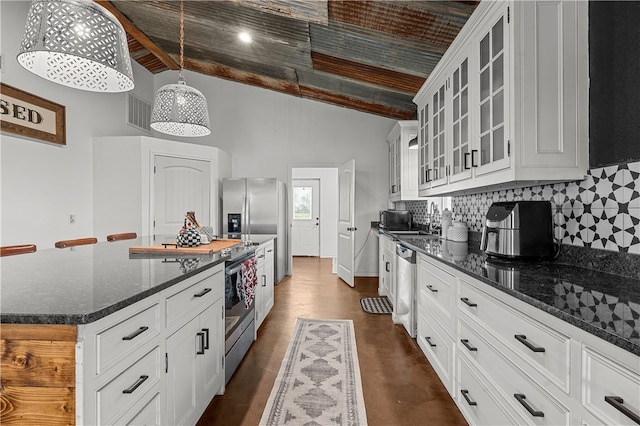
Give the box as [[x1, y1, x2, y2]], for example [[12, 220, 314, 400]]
[[102, 1, 479, 120]]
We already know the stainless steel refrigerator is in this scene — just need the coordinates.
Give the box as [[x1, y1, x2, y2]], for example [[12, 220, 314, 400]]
[[222, 178, 287, 282]]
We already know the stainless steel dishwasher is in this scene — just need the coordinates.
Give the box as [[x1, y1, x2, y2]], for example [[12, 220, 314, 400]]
[[394, 243, 417, 338]]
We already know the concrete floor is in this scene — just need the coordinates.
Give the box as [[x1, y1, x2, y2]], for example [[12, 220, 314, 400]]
[[197, 257, 467, 426]]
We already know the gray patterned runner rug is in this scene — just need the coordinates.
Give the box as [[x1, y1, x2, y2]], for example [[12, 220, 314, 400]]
[[259, 318, 368, 426]]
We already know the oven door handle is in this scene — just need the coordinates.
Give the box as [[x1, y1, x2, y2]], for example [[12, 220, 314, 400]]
[[227, 264, 246, 275]]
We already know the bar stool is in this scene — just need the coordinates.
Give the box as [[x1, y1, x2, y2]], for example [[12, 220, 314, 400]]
[[106, 232, 137, 242], [0, 244, 37, 257], [54, 237, 98, 248]]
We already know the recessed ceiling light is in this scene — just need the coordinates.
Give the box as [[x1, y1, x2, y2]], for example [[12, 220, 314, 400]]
[[238, 32, 252, 43]]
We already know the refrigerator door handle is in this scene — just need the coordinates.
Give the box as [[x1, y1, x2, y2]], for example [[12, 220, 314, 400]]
[[246, 193, 251, 238]]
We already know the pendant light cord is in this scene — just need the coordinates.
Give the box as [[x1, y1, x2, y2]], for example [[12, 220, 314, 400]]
[[179, 0, 184, 80]]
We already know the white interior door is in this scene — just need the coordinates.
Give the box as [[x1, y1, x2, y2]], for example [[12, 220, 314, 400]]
[[291, 179, 320, 256], [154, 155, 211, 236], [337, 159, 355, 287]]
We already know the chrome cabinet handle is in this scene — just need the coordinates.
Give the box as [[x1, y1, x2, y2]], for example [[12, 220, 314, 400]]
[[425, 337, 436, 347], [461, 389, 477, 406], [194, 288, 212, 298], [515, 334, 545, 352], [460, 297, 477, 307], [426, 285, 438, 292], [262, 274, 267, 287], [385, 262, 390, 272], [461, 339, 477, 352], [122, 375, 149, 394], [196, 332, 205, 355], [202, 328, 209, 350], [514, 394, 544, 417], [122, 326, 149, 341], [605, 396, 640, 424]]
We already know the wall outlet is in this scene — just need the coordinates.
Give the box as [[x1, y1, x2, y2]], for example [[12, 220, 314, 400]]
[[69, 214, 76, 224]]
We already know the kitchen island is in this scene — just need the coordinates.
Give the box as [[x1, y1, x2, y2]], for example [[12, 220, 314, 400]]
[[0, 236, 259, 425]]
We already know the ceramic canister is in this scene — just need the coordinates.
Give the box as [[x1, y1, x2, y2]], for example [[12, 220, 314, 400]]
[[448, 221, 468, 242]]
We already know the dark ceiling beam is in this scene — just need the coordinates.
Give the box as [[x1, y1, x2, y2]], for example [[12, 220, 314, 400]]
[[311, 52, 424, 94], [95, 0, 180, 71], [184, 57, 413, 119], [299, 86, 414, 120]]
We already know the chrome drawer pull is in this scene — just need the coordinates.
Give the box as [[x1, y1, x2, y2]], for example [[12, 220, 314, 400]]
[[461, 339, 478, 352], [122, 326, 149, 341], [194, 288, 212, 298], [425, 337, 436, 347], [461, 389, 477, 406], [605, 396, 640, 424], [426, 285, 438, 292], [514, 394, 544, 417], [122, 375, 149, 394], [460, 297, 477, 307], [515, 334, 545, 352], [385, 262, 390, 272], [197, 332, 205, 354]]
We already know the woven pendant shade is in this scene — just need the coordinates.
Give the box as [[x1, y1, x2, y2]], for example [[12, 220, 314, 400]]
[[151, 78, 211, 137], [17, 0, 134, 92], [150, 0, 210, 138]]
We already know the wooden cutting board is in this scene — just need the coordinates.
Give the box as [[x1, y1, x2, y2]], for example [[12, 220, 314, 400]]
[[129, 239, 241, 255]]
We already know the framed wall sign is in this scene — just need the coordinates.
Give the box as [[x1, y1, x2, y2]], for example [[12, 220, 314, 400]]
[[0, 83, 66, 145]]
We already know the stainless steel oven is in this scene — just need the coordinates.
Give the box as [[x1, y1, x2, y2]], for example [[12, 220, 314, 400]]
[[224, 248, 256, 385]]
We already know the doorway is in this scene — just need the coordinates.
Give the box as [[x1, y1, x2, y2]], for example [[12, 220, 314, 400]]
[[292, 179, 320, 256], [288, 167, 339, 276]]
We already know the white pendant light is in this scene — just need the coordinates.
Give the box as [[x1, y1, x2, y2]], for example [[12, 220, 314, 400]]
[[151, 0, 211, 137], [17, 0, 134, 92]]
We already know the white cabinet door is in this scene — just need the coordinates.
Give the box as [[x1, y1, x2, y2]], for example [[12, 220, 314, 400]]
[[165, 316, 200, 426], [449, 56, 473, 184], [154, 155, 211, 236], [255, 240, 275, 330], [418, 103, 431, 192], [200, 302, 224, 399], [474, 8, 510, 178], [430, 83, 449, 188]]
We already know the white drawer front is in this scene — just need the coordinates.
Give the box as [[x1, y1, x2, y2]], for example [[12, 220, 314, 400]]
[[165, 269, 223, 327], [417, 256, 456, 332], [417, 307, 455, 394], [459, 278, 571, 392], [457, 355, 516, 426], [458, 315, 571, 425], [96, 302, 160, 375], [114, 390, 161, 426], [582, 346, 640, 426], [97, 346, 161, 425]]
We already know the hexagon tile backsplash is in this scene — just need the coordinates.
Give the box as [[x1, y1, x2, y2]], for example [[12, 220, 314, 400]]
[[406, 160, 640, 255]]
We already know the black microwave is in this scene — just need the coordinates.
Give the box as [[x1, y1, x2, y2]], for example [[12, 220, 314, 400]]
[[379, 210, 412, 231]]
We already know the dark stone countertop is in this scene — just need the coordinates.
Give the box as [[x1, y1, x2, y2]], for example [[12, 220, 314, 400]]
[[377, 229, 640, 357], [0, 235, 270, 325]]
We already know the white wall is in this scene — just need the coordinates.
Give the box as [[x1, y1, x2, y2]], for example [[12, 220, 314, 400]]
[[1, 1, 394, 277], [0, 1, 155, 249]]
